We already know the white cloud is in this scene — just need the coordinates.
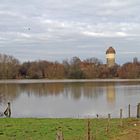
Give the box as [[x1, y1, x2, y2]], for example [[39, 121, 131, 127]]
[[0, 37, 7, 40], [0, 0, 140, 63], [82, 31, 107, 37], [41, 19, 70, 29], [17, 33, 31, 38], [115, 32, 128, 37], [120, 51, 140, 54], [0, 11, 17, 16], [103, 0, 130, 7], [81, 31, 129, 38]]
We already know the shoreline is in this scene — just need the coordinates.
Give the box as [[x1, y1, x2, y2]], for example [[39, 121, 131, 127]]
[[0, 79, 140, 84]]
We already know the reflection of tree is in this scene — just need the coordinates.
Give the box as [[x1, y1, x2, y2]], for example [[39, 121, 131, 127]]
[[106, 83, 116, 104], [82, 83, 104, 99], [64, 82, 104, 100], [0, 84, 19, 104], [64, 83, 83, 100], [20, 82, 105, 100], [20, 83, 64, 97], [0, 82, 119, 104]]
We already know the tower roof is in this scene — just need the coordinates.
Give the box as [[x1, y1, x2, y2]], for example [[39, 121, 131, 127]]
[[106, 47, 116, 54]]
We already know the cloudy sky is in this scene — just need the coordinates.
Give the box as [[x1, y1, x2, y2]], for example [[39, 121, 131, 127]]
[[0, 0, 140, 64]]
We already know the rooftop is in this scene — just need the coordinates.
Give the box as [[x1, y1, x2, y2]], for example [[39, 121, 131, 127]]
[[106, 47, 116, 54]]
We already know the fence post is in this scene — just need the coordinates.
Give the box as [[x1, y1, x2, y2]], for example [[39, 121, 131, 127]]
[[137, 103, 140, 118], [106, 114, 111, 134], [56, 128, 64, 140], [120, 109, 122, 119], [128, 104, 130, 118], [108, 114, 111, 120], [87, 119, 91, 140], [108, 114, 111, 126], [4, 102, 11, 117], [86, 119, 93, 140], [120, 109, 123, 126]]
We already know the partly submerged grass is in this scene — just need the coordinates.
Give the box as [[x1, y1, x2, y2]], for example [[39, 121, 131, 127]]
[[0, 118, 139, 140]]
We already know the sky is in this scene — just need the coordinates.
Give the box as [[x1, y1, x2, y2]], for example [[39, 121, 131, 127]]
[[0, 0, 140, 64]]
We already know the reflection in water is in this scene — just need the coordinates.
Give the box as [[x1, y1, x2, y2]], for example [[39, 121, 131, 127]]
[[20, 83, 64, 97], [0, 82, 106, 102], [64, 83, 104, 100], [106, 83, 116, 104], [0, 81, 140, 118], [0, 84, 19, 105]]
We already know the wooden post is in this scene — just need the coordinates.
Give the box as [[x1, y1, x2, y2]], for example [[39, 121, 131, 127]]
[[137, 103, 140, 118], [128, 104, 130, 118], [86, 119, 93, 140], [120, 109, 122, 119], [4, 102, 11, 117], [87, 119, 91, 140], [120, 109, 123, 126], [96, 114, 99, 119], [108, 114, 111, 127], [56, 128, 64, 140], [106, 113, 111, 134], [108, 114, 111, 121]]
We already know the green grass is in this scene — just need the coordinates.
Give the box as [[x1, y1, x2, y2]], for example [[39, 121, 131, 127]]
[[0, 118, 139, 140]]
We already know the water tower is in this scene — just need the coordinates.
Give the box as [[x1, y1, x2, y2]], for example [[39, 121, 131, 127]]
[[106, 47, 116, 67]]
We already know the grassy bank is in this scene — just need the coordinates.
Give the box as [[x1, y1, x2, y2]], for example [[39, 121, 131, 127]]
[[0, 118, 139, 140]]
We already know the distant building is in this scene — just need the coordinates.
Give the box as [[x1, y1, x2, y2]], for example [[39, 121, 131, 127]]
[[106, 47, 116, 67], [133, 57, 138, 64]]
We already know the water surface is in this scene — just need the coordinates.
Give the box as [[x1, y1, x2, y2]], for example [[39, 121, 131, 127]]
[[0, 80, 140, 118]]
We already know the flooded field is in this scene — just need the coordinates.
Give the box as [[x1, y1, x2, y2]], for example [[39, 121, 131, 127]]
[[0, 80, 140, 118]]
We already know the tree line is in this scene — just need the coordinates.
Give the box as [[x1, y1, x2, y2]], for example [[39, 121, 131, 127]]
[[0, 53, 140, 79]]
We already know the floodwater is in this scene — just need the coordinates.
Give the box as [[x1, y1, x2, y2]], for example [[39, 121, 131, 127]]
[[0, 80, 140, 118]]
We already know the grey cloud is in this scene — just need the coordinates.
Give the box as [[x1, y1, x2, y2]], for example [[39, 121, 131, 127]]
[[0, 0, 140, 63]]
